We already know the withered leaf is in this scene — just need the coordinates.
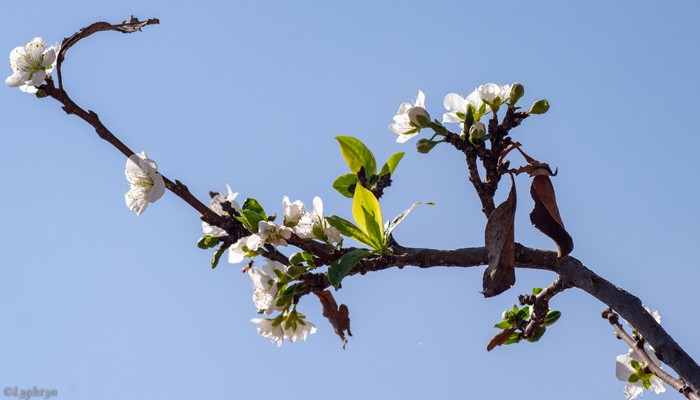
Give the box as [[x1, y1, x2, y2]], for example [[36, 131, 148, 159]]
[[487, 328, 516, 351], [482, 175, 517, 298], [530, 175, 573, 259], [316, 290, 352, 348]]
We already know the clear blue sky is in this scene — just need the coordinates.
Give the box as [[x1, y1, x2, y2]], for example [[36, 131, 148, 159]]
[[1, 1, 699, 399]]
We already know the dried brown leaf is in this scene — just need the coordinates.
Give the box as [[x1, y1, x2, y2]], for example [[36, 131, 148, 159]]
[[530, 175, 574, 259], [316, 290, 352, 348], [482, 175, 517, 298], [487, 328, 516, 351]]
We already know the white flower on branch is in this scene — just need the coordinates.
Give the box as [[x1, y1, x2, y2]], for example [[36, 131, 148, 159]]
[[202, 183, 240, 237], [251, 309, 317, 347], [476, 83, 511, 114], [257, 221, 292, 247], [389, 90, 430, 143], [5, 37, 58, 94], [296, 196, 341, 244], [283, 309, 317, 343], [282, 196, 306, 228], [615, 348, 666, 399], [124, 152, 165, 215], [227, 234, 263, 264], [442, 89, 488, 127], [250, 317, 285, 347], [247, 260, 285, 314]]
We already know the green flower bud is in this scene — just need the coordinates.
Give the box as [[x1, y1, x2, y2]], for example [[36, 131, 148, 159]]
[[35, 89, 48, 98], [416, 138, 440, 154], [509, 83, 525, 105], [469, 122, 487, 146], [529, 99, 550, 115]]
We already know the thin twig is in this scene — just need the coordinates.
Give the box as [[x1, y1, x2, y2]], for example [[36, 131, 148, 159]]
[[603, 309, 700, 400]]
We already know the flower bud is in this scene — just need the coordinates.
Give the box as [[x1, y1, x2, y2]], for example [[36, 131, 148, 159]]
[[469, 122, 487, 146], [509, 83, 524, 105], [529, 99, 550, 115], [469, 121, 486, 139], [416, 138, 439, 154], [408, 107, 431, 128]]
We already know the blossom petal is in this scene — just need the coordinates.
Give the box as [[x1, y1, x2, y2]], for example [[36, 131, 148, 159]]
[[5, 73, 23, 87], [148, 173, 166, 202]]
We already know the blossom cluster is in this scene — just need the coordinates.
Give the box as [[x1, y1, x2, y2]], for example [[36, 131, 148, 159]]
[[389, 83, 514, 143], [247, 260, 316, 346], [226, 195, 341, 264]]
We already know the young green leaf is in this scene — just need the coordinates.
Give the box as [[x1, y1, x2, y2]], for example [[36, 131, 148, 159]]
[[544, 310, 561, 326], [211, 247, 225, 269], [328, 248, 372, 289], [352, 185, 384, 249], [326, 215, 376, 249], [336, 136, 377, 177], [384, 201, 435, 242], [379, 152, 405, 177], [333, 173, 359, 198]]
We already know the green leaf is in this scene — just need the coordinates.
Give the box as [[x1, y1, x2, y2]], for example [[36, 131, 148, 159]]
[[526, 326, 546, 342], [494, 320, 513, 329], [289, 252, 306, 266], [328, 248, 372, 289], [517, 306, 531, 321], [504, 332, 521, 345], [379, 152, 405, 176], [642, 377, 651, 389], [241, 209, 265, 233], [197, 235, 220, 249], [210, 247, 225, 269], [336, 136, 377, 176], [361, 206, 384, 251], [532, 287, 543, 295], [384, 201, 435, 242], [326, 215, 376, 249], [333, 173, 358, 198], [628, 373, 640, 383], [242, 198, 266, 217], [544, 310, 561, 326], [352, 185, 384, 249], [630, 360, 641, 370]]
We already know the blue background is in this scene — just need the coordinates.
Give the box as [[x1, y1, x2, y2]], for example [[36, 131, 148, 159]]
[[1, 1, 698, 399]]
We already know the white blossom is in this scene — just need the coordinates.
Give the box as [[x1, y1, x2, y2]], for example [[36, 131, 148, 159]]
[[202, 182, 240, 237], [5, 37, 58, 94], [296, 196, 341, 244], [442, 89, 488, 126], [284, 310, 317, 343], [251, 317, 285, 347], [476, 83, 511, 110], [257, 221, 292, 247], [247, 260, 286, 314], [124, 152, 165, 215], [282, 196, 306, 227], [389, 90, 430, 143], [227, 234, 263, 264], [615, 348, 666, 399]]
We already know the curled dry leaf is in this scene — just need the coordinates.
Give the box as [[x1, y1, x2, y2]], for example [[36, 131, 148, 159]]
[[487, 328, 516, 351], [315, 290, 352, 348], [482, 174, 517, 298], [498, 143, 573, 259], [530, 175, 574, 259]]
